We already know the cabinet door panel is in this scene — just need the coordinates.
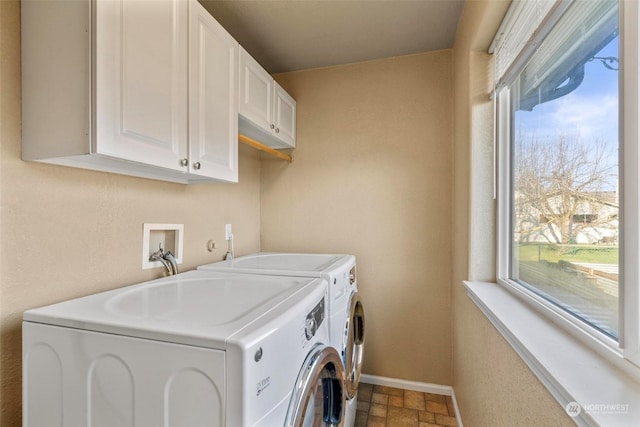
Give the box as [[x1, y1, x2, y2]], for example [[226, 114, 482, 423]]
[[239, 47, 273, 132], [274, 83, 296, 148], [189, 1, 238, 182], [95, 0, 187, 171]]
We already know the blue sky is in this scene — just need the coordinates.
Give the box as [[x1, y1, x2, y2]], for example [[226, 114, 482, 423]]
[[515, 36, 619, 142], [514, 35, 619, 189]]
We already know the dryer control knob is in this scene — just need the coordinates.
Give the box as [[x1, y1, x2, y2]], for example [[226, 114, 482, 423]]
[[304, 318, 316, 340]]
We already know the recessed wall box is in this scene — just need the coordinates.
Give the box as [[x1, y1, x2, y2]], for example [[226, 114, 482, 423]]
[[142, 223, 184, 270]]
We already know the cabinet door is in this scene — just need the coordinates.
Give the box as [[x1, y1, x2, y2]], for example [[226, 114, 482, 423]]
[[239, 47, 273, 132], [274, 82, 297, 148], [95, 0, 188, 172], [188, 1, 238, 182]]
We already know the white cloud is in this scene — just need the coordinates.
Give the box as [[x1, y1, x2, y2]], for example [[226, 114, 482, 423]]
[[550, 93, 618, 142], [516, 90, 619, 162]]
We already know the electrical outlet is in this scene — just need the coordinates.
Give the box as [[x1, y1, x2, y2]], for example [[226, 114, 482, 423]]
[[225, 224, 232, 240]]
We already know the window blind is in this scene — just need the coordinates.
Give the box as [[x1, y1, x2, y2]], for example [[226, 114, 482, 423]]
[[520, 0, 618, 93], [490, 0, 566, 88]]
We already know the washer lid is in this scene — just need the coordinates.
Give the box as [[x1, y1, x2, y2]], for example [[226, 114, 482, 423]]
[[198, 252, 354, 278], [23, 270, 321, 349]]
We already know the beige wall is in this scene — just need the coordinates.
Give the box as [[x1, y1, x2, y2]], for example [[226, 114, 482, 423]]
[[263, 52, 453, 385], [451, 1, 574, 425], [0, 0, 586, 425], [0, 2, 261, 424]]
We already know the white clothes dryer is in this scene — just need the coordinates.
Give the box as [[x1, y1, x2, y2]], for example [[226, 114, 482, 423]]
[[198, 252, 365, 427], [23, 270, 346, 426]]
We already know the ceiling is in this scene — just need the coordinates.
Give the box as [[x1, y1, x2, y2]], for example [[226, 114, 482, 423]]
[[200, 0, 465, 74]]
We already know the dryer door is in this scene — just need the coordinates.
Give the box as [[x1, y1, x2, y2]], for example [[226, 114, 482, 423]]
[[344, 292, 365, 399], [285, 346, 346, 427]]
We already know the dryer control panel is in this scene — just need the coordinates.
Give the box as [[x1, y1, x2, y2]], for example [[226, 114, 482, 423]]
[[304, 297, 325, 340]]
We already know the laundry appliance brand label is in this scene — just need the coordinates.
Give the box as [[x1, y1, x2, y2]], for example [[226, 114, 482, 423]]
[[256, 376, 271, 396]]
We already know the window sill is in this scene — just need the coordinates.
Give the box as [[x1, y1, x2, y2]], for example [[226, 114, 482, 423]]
[[463, 281, 640, 427]]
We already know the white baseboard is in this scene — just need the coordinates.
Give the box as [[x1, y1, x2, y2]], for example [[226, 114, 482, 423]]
[[450, 388, 464, 427], [359, 374, 452, 395], [359, 374, 463, 427]]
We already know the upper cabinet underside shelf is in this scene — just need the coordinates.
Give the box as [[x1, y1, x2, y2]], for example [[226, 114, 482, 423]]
[[238, 134, 292, 162]]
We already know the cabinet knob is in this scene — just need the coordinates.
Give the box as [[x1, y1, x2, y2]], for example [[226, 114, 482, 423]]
[[180, 158, 189, 167], [270, 124, 275, 130], [193, 162, 201, 170], [275, 128, 280, 134]]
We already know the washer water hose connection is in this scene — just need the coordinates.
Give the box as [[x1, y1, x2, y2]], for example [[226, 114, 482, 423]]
[[149, 246, 178, 276]]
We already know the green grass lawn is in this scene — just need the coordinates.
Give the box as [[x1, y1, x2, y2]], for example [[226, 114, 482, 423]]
[[517, 243, 619, 264]]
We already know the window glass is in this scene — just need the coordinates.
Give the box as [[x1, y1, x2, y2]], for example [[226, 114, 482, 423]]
[[510, 0, 620, 339]]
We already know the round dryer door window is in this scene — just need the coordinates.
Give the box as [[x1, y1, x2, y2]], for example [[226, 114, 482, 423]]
[[345, 292, 365, 399], [285, 346, 346, 427]]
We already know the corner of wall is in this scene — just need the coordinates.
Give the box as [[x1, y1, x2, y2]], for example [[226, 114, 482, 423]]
[[451, 1, 574, 425]]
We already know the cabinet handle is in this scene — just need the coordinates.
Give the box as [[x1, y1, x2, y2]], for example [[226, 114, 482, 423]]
[[193, 162, 201, 170], [180, 158, 189, 167], [275, 128, 280, 134], [270, 124, 275, 130]]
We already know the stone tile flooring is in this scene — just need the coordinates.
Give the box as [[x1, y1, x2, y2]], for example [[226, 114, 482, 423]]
[[355, 383, 458, 427]]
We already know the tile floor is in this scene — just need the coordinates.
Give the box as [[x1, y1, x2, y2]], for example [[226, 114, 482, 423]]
[[355, 383, 458, 427]]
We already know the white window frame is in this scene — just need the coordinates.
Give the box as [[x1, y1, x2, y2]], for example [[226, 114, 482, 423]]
[[495, 0, 640, 371], [620, 0, 640, 366]]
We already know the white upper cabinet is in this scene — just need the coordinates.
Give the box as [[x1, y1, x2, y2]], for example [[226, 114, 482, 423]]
[[188, 1, 238, 182], [95, 0, 188, 173], [21, 0, 238, 184], [273, 83, 297, 148], [239, 48, 274, 132], [238, 47, 296, 149]]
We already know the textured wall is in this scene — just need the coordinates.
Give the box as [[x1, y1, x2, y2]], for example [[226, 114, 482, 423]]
[[0, 2, 261, 424], [262, 52, 453, 385], [0, 0, 583, 425], [451, 1, 575, 425]]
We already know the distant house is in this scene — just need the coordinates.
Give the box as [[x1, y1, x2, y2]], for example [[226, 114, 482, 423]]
[[515, 190, 619, 245]]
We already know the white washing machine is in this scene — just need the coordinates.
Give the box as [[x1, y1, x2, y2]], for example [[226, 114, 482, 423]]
[[198, 253, 365, 427], [23, 270, 346, 426]]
